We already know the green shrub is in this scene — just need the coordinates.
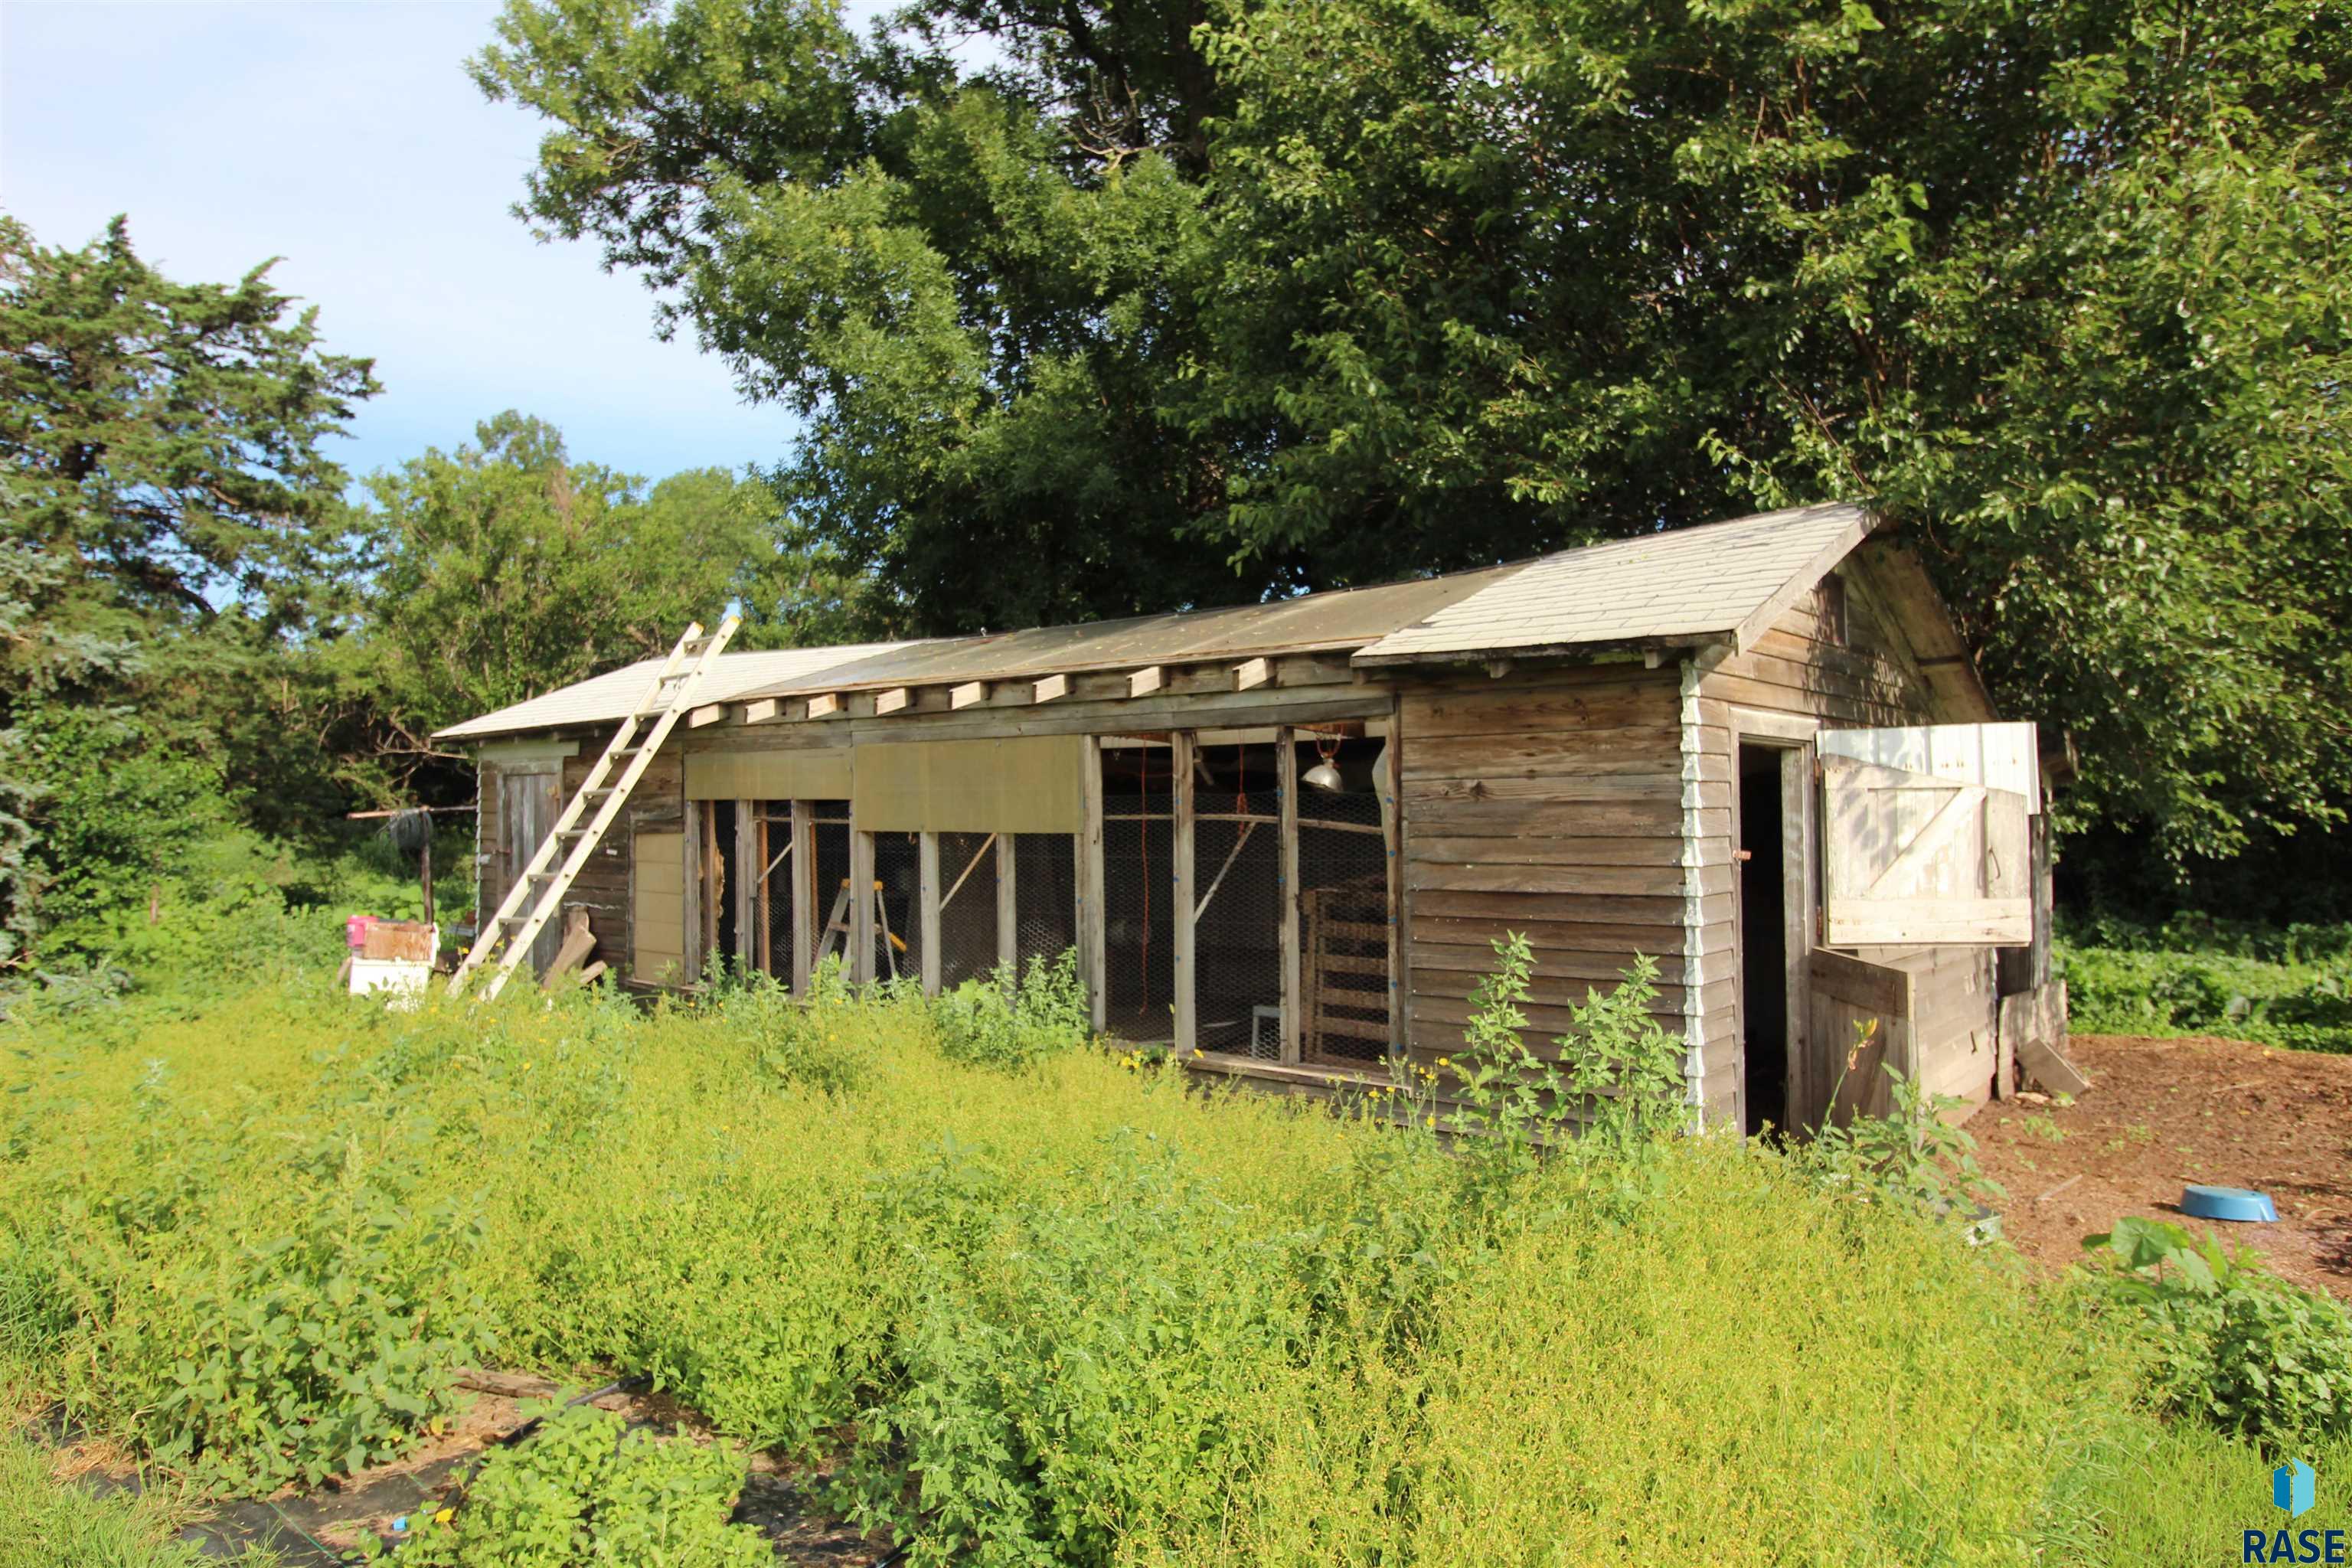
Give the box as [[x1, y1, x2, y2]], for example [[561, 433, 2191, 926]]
[[711, 959, 884, 1094], [2058, 919, 2352, 1054], [927, 949, 1089, 1070], [847, 1133, 1312, 1567], [1798, 1050, 2004, 1223], [394, 1405, 766, 1568], [2083, 1216, 2352, 1442]]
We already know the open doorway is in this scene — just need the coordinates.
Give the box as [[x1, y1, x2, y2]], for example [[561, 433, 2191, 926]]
[[1738, 744, 1791, 1137]]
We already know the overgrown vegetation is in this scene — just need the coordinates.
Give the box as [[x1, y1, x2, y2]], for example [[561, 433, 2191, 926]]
[[2060, 916, 2352, 1054], [394, 1406, 766, 1568], [2082, 1218, 2352, 1442], [5, 935, 2347, 1564]]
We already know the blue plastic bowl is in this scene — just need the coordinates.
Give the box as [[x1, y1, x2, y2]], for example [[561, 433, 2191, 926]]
[[2180, 1185, 2279, 1223]]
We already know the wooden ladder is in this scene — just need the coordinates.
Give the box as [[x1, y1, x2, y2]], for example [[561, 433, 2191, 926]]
[[450, 616, 741, 1001], [814, 878, 905, 980]]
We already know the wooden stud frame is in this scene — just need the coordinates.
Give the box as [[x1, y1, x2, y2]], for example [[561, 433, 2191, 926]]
[[1276, 727, 1302, 1064], [1171, 731, 1197, 1054], [996, 829, 1019, 975], [850, 829, 876, 986], [790, 800, 815, 995], [734, 799, 759, 970], [918, 831, 942, 994], [1080, 736, 1108, 1031]]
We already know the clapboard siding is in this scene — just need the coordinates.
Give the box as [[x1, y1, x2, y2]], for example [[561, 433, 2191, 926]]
[[473, 727, 687, 987], [1690, 568, 1991, 1127], [1398, 665, 1687, 1072]]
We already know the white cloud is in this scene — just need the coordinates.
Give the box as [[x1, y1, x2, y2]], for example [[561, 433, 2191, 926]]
[[0, 0, 796, 482]]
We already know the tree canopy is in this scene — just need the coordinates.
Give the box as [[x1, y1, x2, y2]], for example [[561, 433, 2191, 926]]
[[350, 410, 863, 748], [475, 0, 2352, 857]]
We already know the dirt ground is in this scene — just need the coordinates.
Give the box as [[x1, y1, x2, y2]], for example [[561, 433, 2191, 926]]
[[1971, 1032, 2352, 1302]]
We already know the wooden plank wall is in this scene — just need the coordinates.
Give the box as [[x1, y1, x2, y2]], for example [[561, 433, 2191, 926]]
[[1396, 665, 1694, 1070], [476, 729, 686, 986], [1691, 569, 1993, 1126]]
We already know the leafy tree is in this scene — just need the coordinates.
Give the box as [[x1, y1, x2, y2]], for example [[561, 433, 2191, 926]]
[[350, 411, 854, 746], [0, 216, 377, 960], [0, 215, 378, 673], [475, 0, 2352, 859]]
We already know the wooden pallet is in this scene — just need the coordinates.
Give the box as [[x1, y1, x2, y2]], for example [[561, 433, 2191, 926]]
[[1301, 880, 1391, 1065]]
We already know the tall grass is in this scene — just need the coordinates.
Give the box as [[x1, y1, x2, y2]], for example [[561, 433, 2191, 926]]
[[0, 969, 2323, 1563]]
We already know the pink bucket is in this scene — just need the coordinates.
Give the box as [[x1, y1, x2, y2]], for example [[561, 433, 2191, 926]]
[[346, 915, 374, 950]]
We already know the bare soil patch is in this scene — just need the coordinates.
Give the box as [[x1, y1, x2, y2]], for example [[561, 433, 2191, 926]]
[[1971, 1032, 2352, 1301]]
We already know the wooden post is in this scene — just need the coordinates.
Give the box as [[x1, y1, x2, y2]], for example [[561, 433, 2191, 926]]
[[851, 830, 876, 987], [919, 831, 942, 995], [1383, 708, 1405, 1058], [681, 799, 704, 985], [790, 801, 814, 995], [1276, 727, 1302, 1064], [997, 830, 1019, 976], [1080, 736, 1107, 1032], [734, 799, 757, 970], [1172, 730, 1197, 1054]]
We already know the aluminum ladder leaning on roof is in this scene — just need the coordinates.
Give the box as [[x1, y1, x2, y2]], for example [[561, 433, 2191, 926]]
[[449, 615, 742, 1001]]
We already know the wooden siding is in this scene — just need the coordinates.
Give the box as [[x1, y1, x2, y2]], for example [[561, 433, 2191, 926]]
[[475, 730, 686, 987], [1397, 665, 1689, 1070], [1691, 564, 1992, 1127]]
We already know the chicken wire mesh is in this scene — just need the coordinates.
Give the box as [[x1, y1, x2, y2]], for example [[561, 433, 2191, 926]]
[[755, 807, 794, 981], [1193, 746, 1283, 1057], [871, 831, 921, 985], [1297, 753, 1393, 1067], [936, 830, 999, 988], [808, 804, 851, 977], [1101, 743, 1175, 1043], [1012, 833, 1077, 975]]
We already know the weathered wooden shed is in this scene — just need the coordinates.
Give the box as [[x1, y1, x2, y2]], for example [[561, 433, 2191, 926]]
[[439, 502, 2063, 1132]]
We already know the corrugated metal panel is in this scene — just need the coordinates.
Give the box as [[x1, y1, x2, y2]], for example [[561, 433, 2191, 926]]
[[1353, 503, 1873, 664], [435, 642, 918, 740]]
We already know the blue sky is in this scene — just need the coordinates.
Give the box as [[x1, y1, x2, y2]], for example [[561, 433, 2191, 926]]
[[1, 0, 794, 485]]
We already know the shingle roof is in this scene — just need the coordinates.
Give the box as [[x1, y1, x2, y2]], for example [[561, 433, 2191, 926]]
[[436, 501, 1883, 740], [433, 642, 918, 740], [1351, 501, 1876, 665], [732, 564, 1524, 698]]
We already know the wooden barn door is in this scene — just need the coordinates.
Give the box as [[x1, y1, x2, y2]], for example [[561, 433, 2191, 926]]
[[1820, 723, 2037, 948], [496, 764, 565, 975]]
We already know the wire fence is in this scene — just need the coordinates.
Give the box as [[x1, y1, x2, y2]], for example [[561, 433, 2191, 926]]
[[808, 803, 851, 978], [1193, 775, 1283, 1060], [755, 805, 794, 981], [1013, 833, 1077, 975], [1101, 743, 1175, 1044], [871, 831, 921, 985], [936, 830, 999, 988]]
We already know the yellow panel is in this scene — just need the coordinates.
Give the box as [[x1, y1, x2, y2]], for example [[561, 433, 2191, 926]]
[[632, 831, 686, 980], [684, 748, 853, 802], [851, 737, 1085, 834]]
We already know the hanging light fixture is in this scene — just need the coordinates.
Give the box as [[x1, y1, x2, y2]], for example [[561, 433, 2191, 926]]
[[1303, 733, 1346, 792]]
